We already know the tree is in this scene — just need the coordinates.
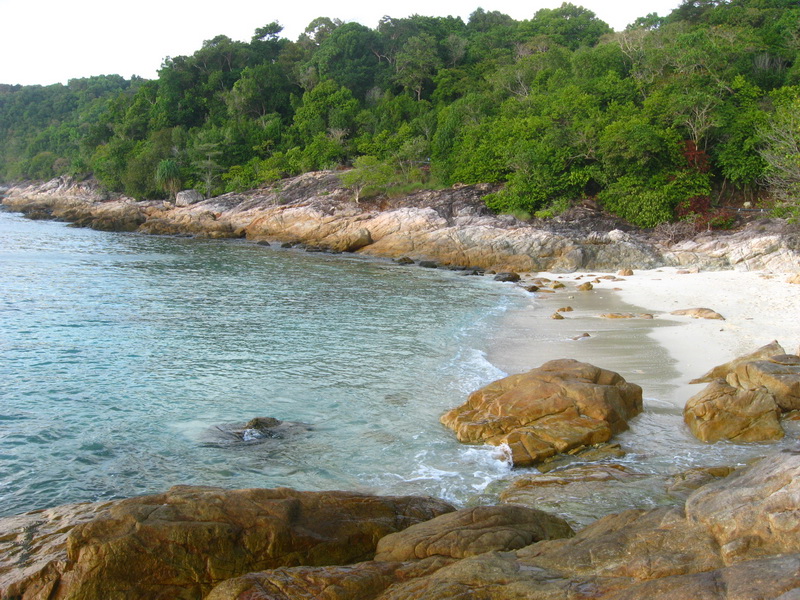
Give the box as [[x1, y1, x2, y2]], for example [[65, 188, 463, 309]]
[[759, 95, 800, 215], [394, 34, 442, 100], [340, 155, 395, 202], [155, 158, 182, 200]]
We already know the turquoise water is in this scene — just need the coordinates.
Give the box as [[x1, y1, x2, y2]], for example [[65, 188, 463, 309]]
[[0, 210, 518, 517]]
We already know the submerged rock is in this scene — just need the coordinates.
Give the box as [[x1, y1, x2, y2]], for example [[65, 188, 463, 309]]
[[440, 359, 643, 467], [202, 416, 312, 446]]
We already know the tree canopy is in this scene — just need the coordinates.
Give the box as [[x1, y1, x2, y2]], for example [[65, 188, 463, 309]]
[[2, 0, 800, 224]]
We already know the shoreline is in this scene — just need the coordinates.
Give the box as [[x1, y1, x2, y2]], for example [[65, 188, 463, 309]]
[[487, 268, 800, 411]]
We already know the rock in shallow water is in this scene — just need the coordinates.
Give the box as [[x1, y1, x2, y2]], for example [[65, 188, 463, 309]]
[[440, 359, 643, 467], [684, 341, 800, 442]]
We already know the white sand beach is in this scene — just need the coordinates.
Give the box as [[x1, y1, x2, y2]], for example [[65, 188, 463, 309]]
[[485, 267, 800, 411]]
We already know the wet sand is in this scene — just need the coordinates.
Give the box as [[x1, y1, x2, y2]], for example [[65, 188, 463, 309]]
[[486, 268, 800, 410]]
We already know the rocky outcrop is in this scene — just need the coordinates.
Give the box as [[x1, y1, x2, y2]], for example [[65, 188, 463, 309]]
[[683, 379, 784, 442], [4, 453, 800, 600], [684, 342, 800, 442], [7, 174, 799, 272], [440, 359, 643, 467], [0, 486, 454, 600], [175, 189, 205, 206], [665, 219, 800, 272], [214, 452, 800, 600], [373, 505, 574, 561]]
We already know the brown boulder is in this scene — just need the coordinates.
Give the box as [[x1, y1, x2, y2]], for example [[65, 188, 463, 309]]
[[0, 486, 453, 600], [670, 307, 725, 320], [690, 340, 785, 384], [604, 554, 800, 600], [685, 452, 800, 564], [374, 505, 574, 562], [205, 560, 410, 600], [726, 355, 800, 411], [683, 379, 784, 442], [440, 359, 642, 467]]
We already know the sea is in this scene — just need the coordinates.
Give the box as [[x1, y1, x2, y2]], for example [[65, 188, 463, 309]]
[[1, 208, 794, 523], [0, 209, 520, 517]]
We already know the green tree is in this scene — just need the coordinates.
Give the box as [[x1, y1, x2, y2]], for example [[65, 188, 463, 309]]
[[759, 94, 800, 216], [155, 158, 183, 200], [394, 34, 443, 100], [340, 155, 395, 202]]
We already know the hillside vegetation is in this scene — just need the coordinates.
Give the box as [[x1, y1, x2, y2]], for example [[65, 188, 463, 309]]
[[1, 0, 799, 226]]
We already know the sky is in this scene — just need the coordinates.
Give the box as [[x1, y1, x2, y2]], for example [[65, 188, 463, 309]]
[[0, 0, 683, 86]]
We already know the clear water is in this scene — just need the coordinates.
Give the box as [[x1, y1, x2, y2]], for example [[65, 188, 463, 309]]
[[0, 210, 516, 516], [2, 209, 795, 523]]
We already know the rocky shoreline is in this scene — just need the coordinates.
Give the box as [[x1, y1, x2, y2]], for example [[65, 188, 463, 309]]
[[3, 175, 800, 599], [3, 173, 800, 273]]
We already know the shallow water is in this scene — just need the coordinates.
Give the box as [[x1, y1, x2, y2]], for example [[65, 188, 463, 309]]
[[0, 210, 517, 516], [1, 209, 795, 522]]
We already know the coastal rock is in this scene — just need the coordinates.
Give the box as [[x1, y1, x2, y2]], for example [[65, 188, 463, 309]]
[[689, 340, 785, 384], [202, 416, 313, 446], [493, 271, 521, 282], [440, 359, 643, 467], [205, 560, 410, 600], [0, 486, 454, 600], [670, 307, 725, 320], [683, 379, 784, 442], [374, 505, 574, 562], [788, 273, 800, 284], [664, 466, 736, 499], [225, 452, 800, 600], [5, 174, 800, 272], [5, 453, 800, 600], [726, 354, 800, 411], [175, 189, 205, 206], [600, 312, 654, 319], [685, 451, 800, 563], [666, 220, 800, 272], [618, 268, 634, 276]]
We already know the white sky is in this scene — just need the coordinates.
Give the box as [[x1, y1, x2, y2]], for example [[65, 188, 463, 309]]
[[0, 0, 682, 86]]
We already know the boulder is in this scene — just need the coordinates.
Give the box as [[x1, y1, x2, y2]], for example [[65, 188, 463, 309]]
[[685, 451, 800, 564], [683, 379, 784, 443], [202, 416, 313, 446], [493, 272, 521, 282], [440, 359, 643, 467], [690, 340, 785, 384], [726, 354, 800, 412], [175, 189, 205, 206], [670, 307, 725, 320], [374, 505, 574, 562], [0, 486, 453, 600]]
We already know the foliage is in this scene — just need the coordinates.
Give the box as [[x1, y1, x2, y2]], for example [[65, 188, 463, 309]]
[[1, 1, 799, 223], [758, 92, 800, 218]]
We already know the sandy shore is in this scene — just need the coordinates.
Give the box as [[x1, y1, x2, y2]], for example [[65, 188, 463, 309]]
[[485, 267, 800, 410]]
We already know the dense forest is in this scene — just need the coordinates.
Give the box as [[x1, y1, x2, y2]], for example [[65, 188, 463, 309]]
[[1, 0, 799, 226]]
